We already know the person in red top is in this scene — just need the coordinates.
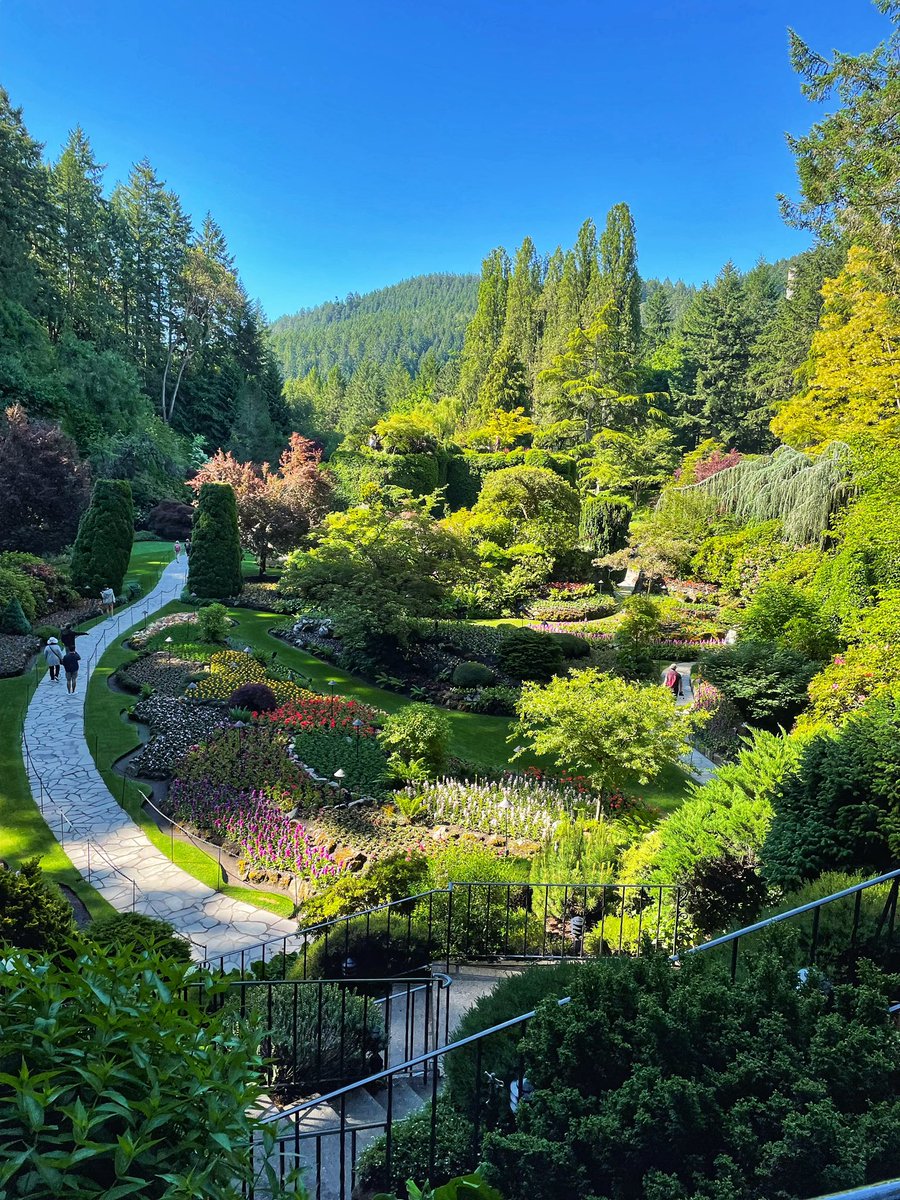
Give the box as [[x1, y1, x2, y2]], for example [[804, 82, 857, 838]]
[[663, 663, 683, 699]]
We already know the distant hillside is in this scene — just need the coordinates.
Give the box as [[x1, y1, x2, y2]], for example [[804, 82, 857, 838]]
[[268, 273, 480, 379]]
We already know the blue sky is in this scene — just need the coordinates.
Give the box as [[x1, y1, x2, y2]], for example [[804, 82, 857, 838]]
[[0, 1, 889, 317]]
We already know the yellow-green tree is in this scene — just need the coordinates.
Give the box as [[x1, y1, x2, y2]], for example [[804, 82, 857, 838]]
[[772, 246, 900, 449]]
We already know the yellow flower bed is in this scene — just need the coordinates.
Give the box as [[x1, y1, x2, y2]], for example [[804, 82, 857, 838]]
[[187, 650, 318, 708]]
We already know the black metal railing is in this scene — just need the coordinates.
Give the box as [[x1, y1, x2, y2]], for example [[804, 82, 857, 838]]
[[811, 1182, 900, 1200]]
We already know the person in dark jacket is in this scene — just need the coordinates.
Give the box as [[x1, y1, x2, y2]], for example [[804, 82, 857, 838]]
[[62, 649, 81, 694]]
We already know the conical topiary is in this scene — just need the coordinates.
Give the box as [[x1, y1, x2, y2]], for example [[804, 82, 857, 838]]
[[0, 596, 32, 635], [187, 482, 243, 599], [70, 479, 134, 597]]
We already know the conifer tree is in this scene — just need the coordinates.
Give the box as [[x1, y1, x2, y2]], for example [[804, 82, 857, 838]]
[[0, 596, 31, 635], [476, 344, 530, 420], [457, 248, 510, 415], [502, 236, 542, 371], [642, 285, 672, 356], [188, 482, 243, 599], [597, 202, 642, 369], [70, 478, 134, 596]]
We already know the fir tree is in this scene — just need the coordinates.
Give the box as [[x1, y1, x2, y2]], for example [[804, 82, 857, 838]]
[[0, 596, 31, 635], [641, 284, 672, 356], [502, 236, 542, 371], [70, 478, 135, 596], [476, 344, 530, 420], [188, 482, 243, 599]]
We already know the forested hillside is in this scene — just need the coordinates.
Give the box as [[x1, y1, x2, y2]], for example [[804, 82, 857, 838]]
[[268, 273, 478, 378], [0, 88, 287, 512]]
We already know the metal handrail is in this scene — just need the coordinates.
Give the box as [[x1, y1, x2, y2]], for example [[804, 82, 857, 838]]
[[811, 1183, 900, 1200]]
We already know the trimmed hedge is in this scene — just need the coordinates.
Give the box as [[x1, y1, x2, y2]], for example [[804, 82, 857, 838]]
[[187, 483, 243, 600], [70, 478, 134, 596], [452, 661, 495, 687]]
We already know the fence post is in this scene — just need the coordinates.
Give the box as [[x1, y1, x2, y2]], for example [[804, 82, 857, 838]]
[[87, 841, 92, 882]]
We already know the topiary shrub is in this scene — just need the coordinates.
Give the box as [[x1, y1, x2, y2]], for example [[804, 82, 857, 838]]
[[0, 858, 74, 955], [579, 493, 632, 556], [499, 627, 564, 681], [550, 632, 591, 659], [0, 596, 31, 635], [228, 682, 277, 714], [188, 483, 243, 600], [70, 478, 134, 597], [87, 912, 191, 965], [452, 661, 495, 687], [293, 912, 435, 983]]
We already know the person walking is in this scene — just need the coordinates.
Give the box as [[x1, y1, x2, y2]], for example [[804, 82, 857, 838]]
[[173, 539, 182, 561], [100, 586, 115, 617], [60, 624, 86, 654], [663, 663, 683, 699], [62, 648, 81, 694], [42, 636, 64, 682], [184, 537, 191, 557]]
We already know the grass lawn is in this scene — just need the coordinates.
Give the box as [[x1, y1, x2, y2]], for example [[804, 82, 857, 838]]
[[84, 602, 293, 920], [0, 668, 113, 918], [125, 538, 175, 595]]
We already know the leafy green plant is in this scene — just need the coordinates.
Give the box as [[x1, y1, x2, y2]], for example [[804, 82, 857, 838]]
[[498, 628, 564, 681], [294, 726, 390, 796], [373, 1175, 504, 1200], [294, 912, 435, 982], [699, 640, 817, 730], [86, 912, 191, 966], [357, 1099, 476, 1196], [452, 661, 495, 687], [297, 852, 429, 925], [196, 601, 230, 643], [379, 703, 451, 777], [549, 632, 591, 659], [188, 483, 243, 599], [0, 859, 74, 955]]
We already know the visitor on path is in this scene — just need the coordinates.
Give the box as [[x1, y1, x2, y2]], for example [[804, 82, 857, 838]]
[[663, 663, 683, 699], [60, 624, 86, 654], [42, 637, 64, 681], [100, 586, 115, 616], [62, 648, 81, 693], [184, 538, 191, 557], [173, 539, 182, 561]]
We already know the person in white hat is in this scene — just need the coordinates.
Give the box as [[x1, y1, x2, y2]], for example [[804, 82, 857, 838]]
[[42, 636, 64, 682]]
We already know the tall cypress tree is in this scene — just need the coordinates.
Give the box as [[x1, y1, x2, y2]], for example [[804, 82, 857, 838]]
[[598, 203, 642, 373], [70, 479, 134, 596], [188, 482, 243, 599], [502, 236, 542, 371]]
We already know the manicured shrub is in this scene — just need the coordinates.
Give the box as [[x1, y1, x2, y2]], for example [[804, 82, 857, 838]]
[[229, 682, 278, 713], [679, 850, 767, 939], [530, 596, 617, 622], [188, 482, 243, 599], [32, 624, 59, 643], [452, 661, 495, 687], [294, 912, 435, 981], [356, 1098, 475, 1196], [234, 980, 385, 1095], [0, 859, 74, 955], [550, 632, 591, 659], [379, 703, 451, 776], [0, 596, 31, 635], [0, 948, 276, 1197], [132, 529, 163, 542], [87, 912, 191, 965], [579, 493, 631, 556], [445, 962, 584, 1116], [195, 601, 230, 642], [70, 478, 134, 597], [499, 627, 564, 681]]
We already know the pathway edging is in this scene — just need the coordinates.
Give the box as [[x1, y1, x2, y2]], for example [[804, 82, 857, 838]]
[[22, 558, 297, 961]]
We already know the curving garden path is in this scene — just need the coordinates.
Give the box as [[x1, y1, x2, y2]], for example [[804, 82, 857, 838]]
[[22, 557, 297, 962]]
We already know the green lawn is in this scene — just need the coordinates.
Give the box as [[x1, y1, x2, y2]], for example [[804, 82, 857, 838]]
[[125, 539, 175, 595], [84, 604, 293, 920], [0, 668, 113, 918]]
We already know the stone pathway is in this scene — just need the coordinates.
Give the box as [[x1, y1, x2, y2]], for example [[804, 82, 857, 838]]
[[22, 557, 297, 962], [661, 661, 719, 785]]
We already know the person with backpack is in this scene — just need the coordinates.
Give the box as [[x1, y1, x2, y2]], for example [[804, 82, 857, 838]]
[[62, 648, 81, 694], [173, 539, 182, 561], [663, 663, 683, 699], [42, 637, 64, 682], [100, 586, 115, 616]]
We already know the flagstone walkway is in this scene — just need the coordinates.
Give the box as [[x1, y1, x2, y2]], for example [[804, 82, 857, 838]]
[[22, 557, 297, 963]]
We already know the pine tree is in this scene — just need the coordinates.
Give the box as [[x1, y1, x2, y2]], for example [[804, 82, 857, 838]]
[[0, 596, 31, 635], [597, 203, 642, 371], [642, 285, 672, 356], [188, 482, 243, 599], [502, 236, 542, 371], [70, 479, 135, 596], [457, 248, 510, 415], [476, 344, 530, 419]]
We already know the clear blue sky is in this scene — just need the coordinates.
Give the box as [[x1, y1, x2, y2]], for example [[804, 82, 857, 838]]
[[0, 0, 889, 317]]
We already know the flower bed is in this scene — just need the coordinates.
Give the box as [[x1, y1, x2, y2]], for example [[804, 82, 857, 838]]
[[122, 652, 204, 698], [129, 696, 229, 778], [528, 596, 617, 622], [403, 775, 593, 841], [525, 622, 727, 651], [258, 694, 382, 734], [130, 612, 199, 648], [167, 780, 343, 881], [0, 634, 40, 678], [185, 650, 316, 708]]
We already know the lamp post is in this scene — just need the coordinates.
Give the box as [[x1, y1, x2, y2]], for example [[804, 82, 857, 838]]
[[498, 798, 510, 856], [165, 636, 173, 663], [334, 767, 346, 803], [352, 718, 362, 761], [327, 679, 337, 725]]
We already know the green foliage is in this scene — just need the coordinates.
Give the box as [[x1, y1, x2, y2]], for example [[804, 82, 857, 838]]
[[379, 703, 451, 777], [482, 951, 900, 1200], [473, 467, 580, 558], [691, 520, 793, 596], [357, 1099, 476, 1197], [549, 632, 591, 659], [0, 859, 74, 955], [679, 850, 768, 939], [423, 845, 530, 958], [763, 695, 900, 889], [699, 641, 818, 730], [295, 912, 435, 981], [0, 595, 31, 635], [297, 852, 429, 925], [188, 482, 243, 600], [514, 668, 695, 797], [498, 628, 564, 682], [195, 601, 229, 643], [579, 493, 632, 556], [70, 478, 134, 596], [741, 581, 838, 658], [446, 962, 584, 1117], [86, 912, 190, 965], [294, 727, 389, 796], [452, 661, 495, 687], [373, 1175, 504, 1200], [613, 594, 663, 681]]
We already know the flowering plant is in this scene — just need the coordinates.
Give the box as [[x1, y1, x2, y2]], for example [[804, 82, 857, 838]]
[[258, 694, 382, 735], [403, 775, 593, 841]]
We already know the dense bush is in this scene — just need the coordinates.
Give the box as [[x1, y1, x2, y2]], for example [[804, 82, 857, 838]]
[[86, 912, 191, 965], [452, 660, 495, 687], [446, 962, 584, 1116], [379, 703, 451, 777], [188, 482, 243, 599], [699, 640, 818, 730], [579, 494, 631, 557], [356, 1098, 476, 1196], [529, 596, 616, 622], [763, 696, 900, 889], [297, 852, 429, 925], [679, 850, 768, 939], [549, 632, 591, 659], [0, 859, 74, 955], [229, 682, 278, 713], [196, 601, 230, 642], [482, 951, 900, 1200], [132, 529, 164, 542], [145, 499, 193, 540], [499, 627, 564, 681], [234, 980, 385, 1095], [295, 912, 436, 981], [0, 596, 31, 635], [741, 581, 838, 659], [70, 478, 134, 596], [0, 948, 278, 1197]]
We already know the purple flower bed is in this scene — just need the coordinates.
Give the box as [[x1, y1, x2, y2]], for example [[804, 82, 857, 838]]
[[168, 779, 343, 880]]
